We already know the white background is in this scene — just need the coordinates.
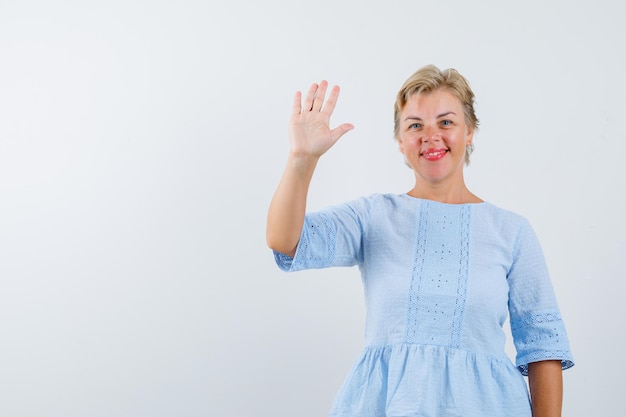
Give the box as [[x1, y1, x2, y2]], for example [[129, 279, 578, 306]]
[[0, 0, 623, 416]]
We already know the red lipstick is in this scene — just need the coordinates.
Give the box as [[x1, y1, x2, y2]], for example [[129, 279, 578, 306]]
[[421, 148, 448, 161]]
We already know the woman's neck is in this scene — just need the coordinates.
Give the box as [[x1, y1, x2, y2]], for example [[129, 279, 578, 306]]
[[407, 179, 482, 204]]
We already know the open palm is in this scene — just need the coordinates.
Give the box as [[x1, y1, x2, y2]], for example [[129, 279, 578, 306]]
[[289, 80, 354, 158]]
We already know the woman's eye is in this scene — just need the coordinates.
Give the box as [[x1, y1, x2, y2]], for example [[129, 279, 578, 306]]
[[409, 123, 421, 129], [440, 120, 452, 126]]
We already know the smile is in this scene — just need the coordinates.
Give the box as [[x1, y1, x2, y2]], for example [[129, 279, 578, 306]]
[[420, 148, 448, 161]]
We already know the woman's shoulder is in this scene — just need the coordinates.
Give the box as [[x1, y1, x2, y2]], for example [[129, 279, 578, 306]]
[[474, 201, 534, 238], [356, 192, 425, 213], [314, 193, 413, 222], [326, 192, 410, 209], [478, 201, 526, 219]]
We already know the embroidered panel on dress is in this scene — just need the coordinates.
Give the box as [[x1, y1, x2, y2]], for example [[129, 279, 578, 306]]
[[405, 202, 471, 347]]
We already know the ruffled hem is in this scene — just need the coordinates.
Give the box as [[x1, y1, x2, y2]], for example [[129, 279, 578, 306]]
[[329, 344, 532, 417]]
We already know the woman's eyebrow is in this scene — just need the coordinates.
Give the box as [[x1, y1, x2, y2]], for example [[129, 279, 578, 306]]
[[404, 111, 456, 121]]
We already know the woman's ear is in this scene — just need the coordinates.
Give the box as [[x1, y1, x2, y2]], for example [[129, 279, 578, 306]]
[[465, 128, 474, 146], [397, 136, 406, 155]]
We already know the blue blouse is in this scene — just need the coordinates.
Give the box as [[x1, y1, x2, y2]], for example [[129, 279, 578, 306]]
[[274, 193, 573, 417]]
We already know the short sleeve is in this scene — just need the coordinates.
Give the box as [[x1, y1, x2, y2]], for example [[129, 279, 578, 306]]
[[507, 220, 574, 376], [273, 197, 372, 272]]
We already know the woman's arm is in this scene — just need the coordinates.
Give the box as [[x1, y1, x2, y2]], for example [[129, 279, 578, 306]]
[[266, 81, 353, 257], [528, 360, 563, 417]]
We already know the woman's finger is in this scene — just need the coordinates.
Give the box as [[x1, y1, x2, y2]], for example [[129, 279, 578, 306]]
[[302, 83, 318, 112], [291, 91, 302, 116], [330, 122, 355, 142], [321, 85, 341, 115], [312, 80, 328, 112]]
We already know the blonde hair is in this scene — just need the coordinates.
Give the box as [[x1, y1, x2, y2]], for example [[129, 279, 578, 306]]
[[393, 65, 479, 164]]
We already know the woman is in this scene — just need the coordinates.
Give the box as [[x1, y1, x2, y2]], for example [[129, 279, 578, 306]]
[[266, 65, 574, 417]]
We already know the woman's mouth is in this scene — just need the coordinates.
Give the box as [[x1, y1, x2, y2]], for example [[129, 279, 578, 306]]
[[421, 148, 448, 161]]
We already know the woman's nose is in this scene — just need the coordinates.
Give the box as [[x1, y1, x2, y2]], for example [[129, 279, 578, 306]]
[[423, 127, 441, 143]]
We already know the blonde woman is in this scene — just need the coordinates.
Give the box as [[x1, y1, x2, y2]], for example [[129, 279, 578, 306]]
[[267, 65, 574, 417]]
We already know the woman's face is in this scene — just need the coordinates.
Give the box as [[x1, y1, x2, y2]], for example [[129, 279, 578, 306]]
[[397, 88, 474, 186]]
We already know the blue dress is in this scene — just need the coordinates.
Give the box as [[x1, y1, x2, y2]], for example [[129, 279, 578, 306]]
[[273, 194, 574, 417]]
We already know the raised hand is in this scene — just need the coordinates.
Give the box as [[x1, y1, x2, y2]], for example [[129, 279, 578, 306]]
[[289, 80, 354, 159], [267, 81, 354, 255]]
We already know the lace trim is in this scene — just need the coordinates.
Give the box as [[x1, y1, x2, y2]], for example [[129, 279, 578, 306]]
[[273, 213, 337, 271], [405, 203, 429, 343], [405, 202, 471, 348], [510, 312, 562, 331], [451, 205, 471, 347]]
